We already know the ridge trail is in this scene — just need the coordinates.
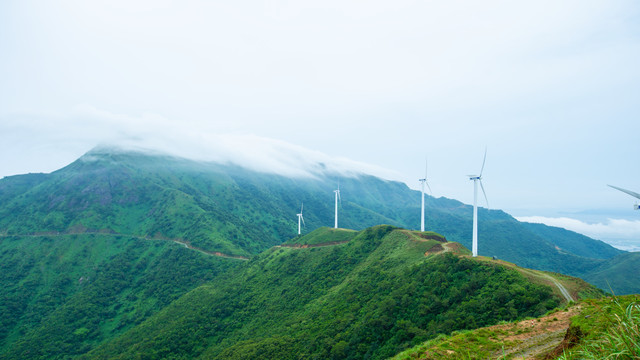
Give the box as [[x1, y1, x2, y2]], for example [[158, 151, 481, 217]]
[[541, 272, 574, 303], [0, 231, 250, 260]]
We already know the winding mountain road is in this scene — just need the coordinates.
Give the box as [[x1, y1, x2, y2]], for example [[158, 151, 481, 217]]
[[540, 273, 574, 303], [0, 231, 249, 260]]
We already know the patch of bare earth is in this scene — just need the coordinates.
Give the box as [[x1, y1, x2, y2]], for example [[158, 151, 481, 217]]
[[490, 305, 580, 359], [425, 243, 444, 254]]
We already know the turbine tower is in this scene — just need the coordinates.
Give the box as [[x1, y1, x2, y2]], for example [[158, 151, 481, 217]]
[[419, 158, 432, 232], [608, 185, 640, 210], [334, 184, 341, 229], [296, 203, 305, 235], [468, 149, 488, 257]]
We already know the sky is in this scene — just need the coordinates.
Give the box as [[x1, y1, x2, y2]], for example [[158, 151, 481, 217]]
[[1, 1, 639, 249]]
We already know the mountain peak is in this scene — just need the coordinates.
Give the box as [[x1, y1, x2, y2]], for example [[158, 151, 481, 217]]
[[72, 136, 400, 180]]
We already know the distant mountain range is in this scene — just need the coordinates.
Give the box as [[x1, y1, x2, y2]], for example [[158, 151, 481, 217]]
[[0, 146, 637, 358], [0, 147, 634, 289]]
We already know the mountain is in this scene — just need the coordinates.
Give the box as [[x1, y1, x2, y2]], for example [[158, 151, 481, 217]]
[[80, 226, 596, 360], [0, 147, 623, 259], [0, 148, 633, 283], [519, 222, 623, 259], [581, 252, 640, 295], [0, 147, 635, 358]]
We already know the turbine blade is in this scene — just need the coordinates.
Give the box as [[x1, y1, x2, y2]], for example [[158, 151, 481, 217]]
[[479, 147, 487, 177], [608, 185, 640, 200], [301, 215, 305, 227], [426, 181, 433, 194], [301, 202, 304, 213], [480, 180, 489, 207]]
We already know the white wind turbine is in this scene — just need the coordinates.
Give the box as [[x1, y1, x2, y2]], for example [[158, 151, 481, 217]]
[[334, 184, 341, 229], [608, 185, 640, 210], [297, 203, 305, 235], [419, 159, 432, 232], [468, 149, 488, 257]]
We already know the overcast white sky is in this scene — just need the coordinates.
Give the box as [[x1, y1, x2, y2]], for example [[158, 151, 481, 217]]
[[1, 1, 639, 247]]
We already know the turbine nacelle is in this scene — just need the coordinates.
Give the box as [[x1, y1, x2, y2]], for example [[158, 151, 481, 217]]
[[419, 159, 432, 193]]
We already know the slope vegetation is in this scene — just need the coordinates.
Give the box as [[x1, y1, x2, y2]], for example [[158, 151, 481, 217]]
[[0, 147, 634, 295], [582, 252, 640, 295], [0, 148, 636, 358], [0, 234, 238, 359], [83, 226, 586, 360], [0, 148, 625, 266], [392, 294, 637, 360]]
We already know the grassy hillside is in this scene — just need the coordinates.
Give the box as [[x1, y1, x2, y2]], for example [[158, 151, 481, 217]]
[[555, 294, 639, 359], [0, 234, 238, 359], [0, 148, 624, 264], [582, 252, 640, 295], [0, 148, 637, 358], [283, 227, 358, 246], [520, 222, 623, 259], [392, 294, 637, 360], [82, 226, 581, 360]]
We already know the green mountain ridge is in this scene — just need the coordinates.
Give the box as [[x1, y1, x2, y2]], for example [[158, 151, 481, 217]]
[[0, 147, 636, 359], [0, 148, 635, 293], [519, 222, 622, 259], [82, 226, 587, 360]]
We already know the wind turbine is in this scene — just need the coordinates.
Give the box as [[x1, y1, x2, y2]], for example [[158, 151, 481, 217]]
[[468, 149, 488, 257], [296, 203, 305, 235], [419, 158, 432, 232], [608, 185, 640, 210], [334, 184, 341, 229]]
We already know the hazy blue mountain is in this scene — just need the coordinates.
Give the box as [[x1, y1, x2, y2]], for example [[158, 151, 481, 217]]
[[520, 222, 623, 259], [582, 251, 640, 295]]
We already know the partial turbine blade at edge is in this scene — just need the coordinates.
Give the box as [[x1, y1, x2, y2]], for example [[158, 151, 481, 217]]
[[608, 185, 640, 200]]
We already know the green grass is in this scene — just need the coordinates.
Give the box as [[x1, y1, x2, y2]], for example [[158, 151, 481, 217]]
[[557, 295, 640, 359], [283, 227, 358, 245], [392, 295, 639, 360]]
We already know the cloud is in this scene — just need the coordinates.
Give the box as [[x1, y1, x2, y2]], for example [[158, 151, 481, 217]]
[[1, 1, 639, 214], [0, 106, 401, 180], [516, 215, 640, 244]]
